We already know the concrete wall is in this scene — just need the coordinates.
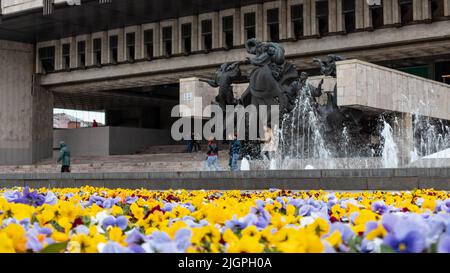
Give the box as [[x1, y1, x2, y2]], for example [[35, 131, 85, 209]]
[[53, 126, 172, 157], [0, 40, 53, 165], [179, 77, 249, 118], [1, 0, 68, 14], [108, 127, 172, 155], [336, 59, 450, 120], [2, 168, 450, 190]]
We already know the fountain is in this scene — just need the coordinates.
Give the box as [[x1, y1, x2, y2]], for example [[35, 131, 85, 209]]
[[195, 39, 450, 170]]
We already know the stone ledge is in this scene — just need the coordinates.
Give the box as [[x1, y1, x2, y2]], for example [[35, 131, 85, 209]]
[[1, 168, 450, 190]]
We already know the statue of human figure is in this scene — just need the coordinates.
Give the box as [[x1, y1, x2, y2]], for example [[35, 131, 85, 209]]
[[239, 38, 298, 120], [200, 60, 246, 110], [284, 72, 323, 112]]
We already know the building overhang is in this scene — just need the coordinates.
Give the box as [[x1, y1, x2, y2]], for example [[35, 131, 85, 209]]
[[0, 0, 260, 43]]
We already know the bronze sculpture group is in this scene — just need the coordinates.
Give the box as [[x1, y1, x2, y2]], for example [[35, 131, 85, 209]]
[[200, 38, 369, 158]]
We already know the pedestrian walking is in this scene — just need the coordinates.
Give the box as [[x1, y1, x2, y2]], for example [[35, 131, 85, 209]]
[[57, 141, 71, 173], [228, 132, 241, 171]]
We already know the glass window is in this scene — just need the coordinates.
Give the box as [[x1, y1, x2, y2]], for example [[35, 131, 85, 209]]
[[244, 12, 256, 40], [39, 46, 55, 73], [267, 8, 279, 42], [109, 35, 118, 64], [143, 29, 154, 59], [181, 23, 192, 53], [93, 38, 102, 66], [162, 26, 172, 56], [126, 32, 135, 61], [343, 0, 356, 33], [399, 0, 413, 25], [316, 0, 329, 36], [222, 16, 234, 49], [291, 4, 304, 39], [62, 43, 70, 69], [77, 41, 86, 68], [201, 20, 213, 51], [370, 0, 384, 29]]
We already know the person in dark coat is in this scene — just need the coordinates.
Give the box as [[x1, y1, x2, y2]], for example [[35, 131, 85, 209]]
[[228, 133, 241, 171], [57, 141, 71, 173]]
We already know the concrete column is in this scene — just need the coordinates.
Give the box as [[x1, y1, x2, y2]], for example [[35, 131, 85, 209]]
[[393, 113, 414, 167], [0, 40, 53, 165], [280, 0, 288, 40], [384, 0, 393, 25], [69, 36, 77, 69], [117, 28, 125, 62], [413, 0, 423, 20], [422, 0, 431, 20], [54, 40, 62, 71], [310, 0, 318, 35], [336, 0, 344, 32], [355, 0, 365, 29], [234, 8, 241, 46], [363, 0, 371, 28], [100, 32, 108, 65], [304, 0, 312, 36], [392, 0, 401, 24], [256, 4, 264, 40], [85, 34, 92, 67], [135, 25, 142, 60], [153, 23, 161, 57], [329, 0, 338, 33], [445, 0, 450, 16]]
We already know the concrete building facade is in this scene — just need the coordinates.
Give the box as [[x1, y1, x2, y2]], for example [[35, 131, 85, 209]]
[[1, 0, 450, 165]]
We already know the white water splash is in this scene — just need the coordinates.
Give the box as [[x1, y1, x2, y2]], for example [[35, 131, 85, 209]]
[[381, 120, 399, 168]]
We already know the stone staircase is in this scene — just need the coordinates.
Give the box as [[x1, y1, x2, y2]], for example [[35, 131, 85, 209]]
[[0, 147, 232, 174]]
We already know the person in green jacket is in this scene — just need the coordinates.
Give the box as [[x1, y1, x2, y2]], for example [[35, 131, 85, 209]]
[[57, 141, 71, 173]]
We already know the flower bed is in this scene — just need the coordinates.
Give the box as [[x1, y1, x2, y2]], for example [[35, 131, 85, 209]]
[[0, 187, 449, 253]]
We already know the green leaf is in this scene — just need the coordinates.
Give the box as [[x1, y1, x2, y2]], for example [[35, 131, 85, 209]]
[[40, 242, 68, 253], [380, 244, 396, 253]]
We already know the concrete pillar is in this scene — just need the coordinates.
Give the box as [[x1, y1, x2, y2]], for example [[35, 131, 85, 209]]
[[256, 4, 264, 40], [234, 8, 242, 46], [422, 0, 431, 20], [54, 40, 62, 71], [336, 0, 344, 32], [0, 40, 53, 165], [85, 34, 92, 67], [100, 32, 109, 65], [363, 0, 371, 28], [135, 25, 142, 60], [329, 0, 338, 33], [310, 0, 318, 35], [384, 0, 394, 25], [117, 29, 125, 62], [393, 113, 414, 167], [413, 0, 423, 20], [445, 0, 450, 16], [69, 37, 77, 69], [392, 0, 401, 24], [304, 0, 312, 36], [355, 0, 365, 29], [280, 0, 288, 40]]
